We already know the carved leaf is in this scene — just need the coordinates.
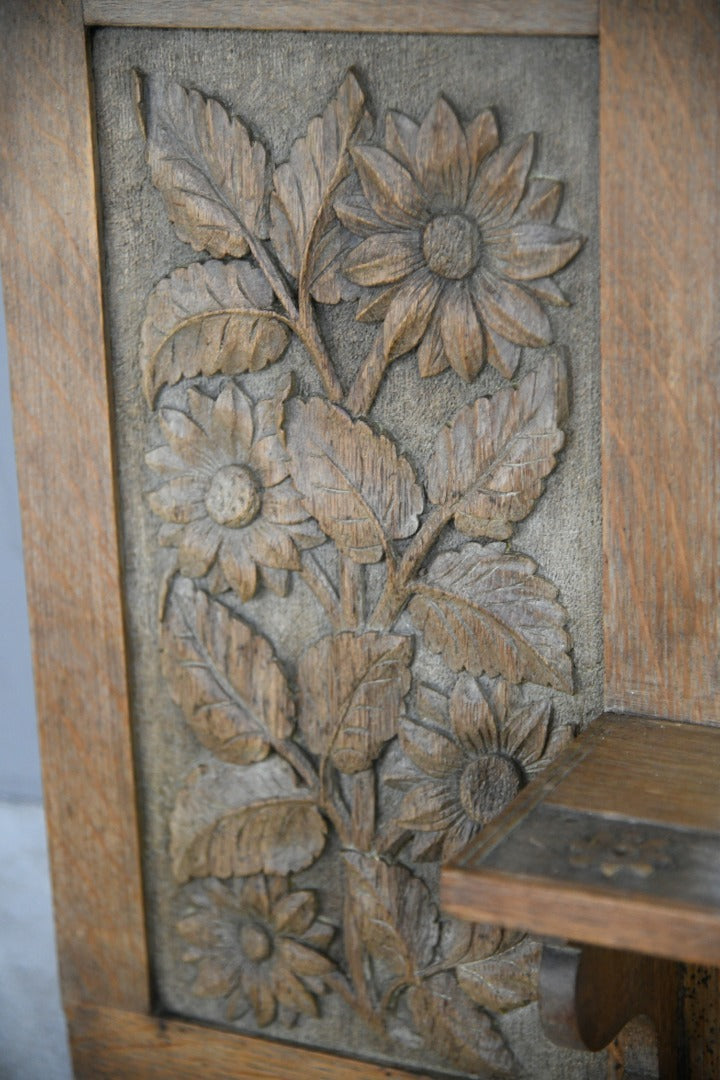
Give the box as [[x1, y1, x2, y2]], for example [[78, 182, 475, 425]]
[[161, 578, 293, 766], [408, 974, 515, 1077], [140, 260, 290, 405], [298, 631, 413, 774], [138, 74, 267, 257], [270, 70, 372, 299], [427, 354, 567, 539], [408, 543, 572, 691], [341, 852, 439, 979], [457, 937, 541, 1014], [285, 398, 423, 563], [170, 758, 326, 883]]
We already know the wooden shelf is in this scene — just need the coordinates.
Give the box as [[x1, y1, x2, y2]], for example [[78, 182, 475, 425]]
[[442, 713, 720, 967]]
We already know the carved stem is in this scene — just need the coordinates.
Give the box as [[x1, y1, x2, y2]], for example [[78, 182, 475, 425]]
[[351, 769, 375, 849], [275, 738, 352, 845], [244, 220, 343, 403], [297, 303, 344, 403], [345, 331, 388, 416], [299, 553, 343, 629], [369, 504, 452, 629], [339, 556, 364, 629], [242, 229, 299, 322]]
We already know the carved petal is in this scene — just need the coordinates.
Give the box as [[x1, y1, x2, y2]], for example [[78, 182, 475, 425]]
[[298, 631, 413, 774], [397, 780, 460, 831], [398, 718, 461, 778], [285, 398, 423, 563], [494, 223, 583, 281], [472, 274, 552, 348], [415, 98, 471, 206], [408, 974, 515, 1077], [140, 261, 290, 406], [383, 269, 443, 361], [334, 191, 386, 236], [384, 110, 419, 172], [503, 700, 552, 767], [342, 851, 440, 977], [139, 75, 267, 256], [468, 133, 535, 224], [169, 758, 327, 883], [272, 891, 316, 935], [161, 578, 294, 764], [516, 178, 563, 223], [343, 232, 422, 286], [408, 543, 573, 691], [439, 284, 485, 381], [466, 109, 499, 176], [278, 939, 335, 976], [426, 354, 567, 539], [351, 145, 429, 229], [485, 323, 521, 379], [449, 674, 501, 754]]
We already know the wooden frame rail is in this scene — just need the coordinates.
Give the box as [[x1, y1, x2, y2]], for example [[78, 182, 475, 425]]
[[0, 1, 718, 1077]]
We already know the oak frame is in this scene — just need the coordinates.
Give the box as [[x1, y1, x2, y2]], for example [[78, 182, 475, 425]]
[[0, 1, 717, 1076]]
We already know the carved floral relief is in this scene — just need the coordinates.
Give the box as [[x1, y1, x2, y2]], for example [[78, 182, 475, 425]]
[[138, 68, 583, 1077]]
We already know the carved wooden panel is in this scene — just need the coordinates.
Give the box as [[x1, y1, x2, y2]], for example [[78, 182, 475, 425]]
[[93, 29, 602, 1079]]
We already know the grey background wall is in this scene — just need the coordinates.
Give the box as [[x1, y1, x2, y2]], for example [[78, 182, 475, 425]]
[[0, 269, 41, 801]]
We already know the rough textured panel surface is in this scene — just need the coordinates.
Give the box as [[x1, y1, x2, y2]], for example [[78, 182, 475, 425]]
[[93, 28, 603, 1079]]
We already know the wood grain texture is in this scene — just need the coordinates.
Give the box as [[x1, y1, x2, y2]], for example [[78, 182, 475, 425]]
[[68, 1003, 439, 1080], [0, 0, 148, 1010], [601, 0, 720, 722], [547, 715, 720, 832], [83, 0, 599, 35], [539, 943, 681, 1066], [443, 863, 720, 968]]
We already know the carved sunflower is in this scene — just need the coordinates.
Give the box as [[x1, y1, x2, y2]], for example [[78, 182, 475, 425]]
[[391, 675, 571, 860], [146, 381, 323, 600], [339, 98, 582, 380], [177, 876, 335, 1025]]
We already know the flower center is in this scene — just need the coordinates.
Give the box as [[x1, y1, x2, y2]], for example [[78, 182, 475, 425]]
[[459, 754, 522, 826], [422, 213, 481, 280], [205, 464, 260, 528], [240, 922, 272, 963]]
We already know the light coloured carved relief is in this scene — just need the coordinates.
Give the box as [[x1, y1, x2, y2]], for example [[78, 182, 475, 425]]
[[138, 68, 583, 1077]]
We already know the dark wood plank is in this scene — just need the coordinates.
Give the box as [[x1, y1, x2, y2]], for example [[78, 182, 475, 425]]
[[82, 0, 599, 34], [68, 1004, 438, 1080], [600, 0, 720, 723], [547, 715, 720, 832], [0, 0, 149, 1011], [683, 966, 720, 1080], [443, 863, 720, 968]]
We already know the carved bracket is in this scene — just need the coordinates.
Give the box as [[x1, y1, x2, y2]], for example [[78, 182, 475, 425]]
[[539, 943, 682, 1079]]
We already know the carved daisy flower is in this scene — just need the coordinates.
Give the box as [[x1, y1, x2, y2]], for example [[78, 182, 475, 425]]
[[146, 381, 323, 600], [339, 98, 582, 380], [391, 675, 570, 861], [177, 876, 335, 1026]]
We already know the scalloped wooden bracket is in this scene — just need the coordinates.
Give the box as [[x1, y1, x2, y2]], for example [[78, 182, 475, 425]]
[[539, 943, 681, 1076]]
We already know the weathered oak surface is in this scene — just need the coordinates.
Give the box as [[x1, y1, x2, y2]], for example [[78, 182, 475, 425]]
[[83, 0, 599, 35], [0, 0, 148, 1010], [601, 0, 720, 722], [69, 1004, 437, 1080]]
